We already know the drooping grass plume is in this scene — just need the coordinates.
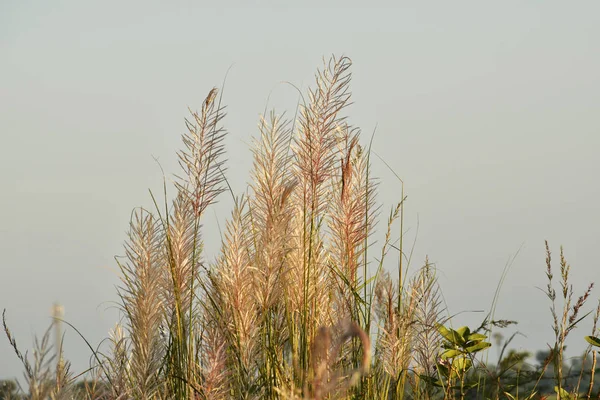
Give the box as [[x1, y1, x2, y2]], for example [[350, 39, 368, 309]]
[[544, 241, 595, 398], [374, 268, 418, 396], [411, 259, 446, 399], [116, 208, 165, 399], [249, 112, 295, 313], [204, 198, 259, 397], [3, 310, 75, 400], [328, 125, 379, 324], [176, 87, 228, 218], [289, 56, 354, 386], [102, 323, 129, 399]]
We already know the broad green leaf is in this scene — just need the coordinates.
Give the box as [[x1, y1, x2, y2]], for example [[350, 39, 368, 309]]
[[466, 341, 492, 354], [585, 335, 600, 348], [441, 349, 463, 359], [466, 333, 487, 342], [437, 324, 465, 346], [452, 356, 472, 372], [456, 326, 470, 338]]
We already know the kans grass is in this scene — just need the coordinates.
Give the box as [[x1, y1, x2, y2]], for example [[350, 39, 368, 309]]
[[3, 56, 600, 400]]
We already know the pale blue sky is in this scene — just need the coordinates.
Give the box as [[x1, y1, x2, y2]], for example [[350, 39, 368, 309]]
[[1, 1, 599, 379]]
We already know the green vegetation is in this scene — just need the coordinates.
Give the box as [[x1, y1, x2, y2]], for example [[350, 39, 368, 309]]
[[3, 56, 599, 399]]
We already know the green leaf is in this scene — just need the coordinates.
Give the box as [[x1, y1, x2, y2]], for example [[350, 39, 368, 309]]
[[585, 335, 600, 348], [437, 324, 465, 346], [456, 326, 470, 338], [465, 341, 492, 354], [554, 386, 573, 400], [567, 310, 592, 332], [466, 333, 487, 342], [452, 357, 472, 373], [441, 349, 463, 359]]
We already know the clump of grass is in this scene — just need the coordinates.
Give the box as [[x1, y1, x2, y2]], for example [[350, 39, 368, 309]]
[[3, 56, 599, 400], [3, 310, 76, 400], [543, 241, 595, 399], [105, 55, 390, 399]]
